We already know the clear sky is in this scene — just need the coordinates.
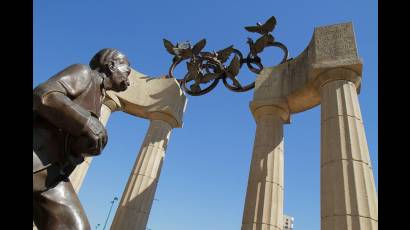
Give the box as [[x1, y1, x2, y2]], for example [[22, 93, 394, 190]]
[[34, 1, 377, 229]]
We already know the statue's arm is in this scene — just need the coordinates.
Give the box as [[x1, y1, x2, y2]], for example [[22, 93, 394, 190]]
[[33, 64, 93, 136]]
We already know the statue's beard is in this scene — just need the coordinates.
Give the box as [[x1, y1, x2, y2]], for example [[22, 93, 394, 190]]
[[115, 81, 128, 91], [112, 75, 129, 92]]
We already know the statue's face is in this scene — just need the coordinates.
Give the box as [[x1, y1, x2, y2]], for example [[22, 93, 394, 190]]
[[108, 57, 131, 92]]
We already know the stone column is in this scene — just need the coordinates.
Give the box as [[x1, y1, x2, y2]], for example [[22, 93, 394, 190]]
[[318, 69, 378, 229], [110, 114, 172, 230], [242, 104, 289, 230], [69, 101, 116, 193]]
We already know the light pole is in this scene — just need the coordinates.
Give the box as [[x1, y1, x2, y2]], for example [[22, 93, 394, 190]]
[[102, 196, 118, 230]]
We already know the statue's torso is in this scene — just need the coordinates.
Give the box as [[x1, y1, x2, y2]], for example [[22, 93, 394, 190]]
[[33, 69, 105, 190]]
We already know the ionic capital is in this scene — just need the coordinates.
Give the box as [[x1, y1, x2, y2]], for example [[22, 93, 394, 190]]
[[148, 111, 178, 128], [250, 99, 290, 123], [312, 67, 362, 92]]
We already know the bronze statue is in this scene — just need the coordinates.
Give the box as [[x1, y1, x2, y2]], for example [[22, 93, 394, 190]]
[[33, 48, 131, 230]]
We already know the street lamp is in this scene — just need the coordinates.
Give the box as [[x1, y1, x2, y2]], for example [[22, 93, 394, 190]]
[[95, 223, 100, 229], [102, 196, 118, 230]]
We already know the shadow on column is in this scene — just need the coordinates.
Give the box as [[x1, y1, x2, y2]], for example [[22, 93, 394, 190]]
[[111, 135, 167, 230], [243, 129, 284, 229]]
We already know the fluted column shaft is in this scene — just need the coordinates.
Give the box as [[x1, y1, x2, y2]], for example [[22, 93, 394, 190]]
[[320, 79, 378, 230], [69, 103, 113, 192], [242, 106, 286, 230], [110, 119, 172, 230]]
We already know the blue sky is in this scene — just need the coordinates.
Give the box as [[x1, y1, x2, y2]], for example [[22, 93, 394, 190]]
[[34, 1, 377, 229]]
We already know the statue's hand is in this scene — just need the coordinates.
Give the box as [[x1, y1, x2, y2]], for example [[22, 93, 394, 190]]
[[83, 116, 108, 155], [70, 116, 108, 156]]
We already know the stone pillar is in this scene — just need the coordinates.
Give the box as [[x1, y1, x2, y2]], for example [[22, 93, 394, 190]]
[[318, 69, 378, 229], [69, 101, 116, 193], [110, 114, 172, 230], [242, 104, 289, 230]]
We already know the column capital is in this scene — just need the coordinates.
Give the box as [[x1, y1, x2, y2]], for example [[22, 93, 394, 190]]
[[312, 67, 362, 93], [148, 112, 178, 128], [251, 63, 290, 123], [250, 99, 290, 123]]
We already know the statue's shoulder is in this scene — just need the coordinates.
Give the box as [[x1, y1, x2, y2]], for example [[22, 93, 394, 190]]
[[64, 64, 92, 79], [55, 64, 93, 96]]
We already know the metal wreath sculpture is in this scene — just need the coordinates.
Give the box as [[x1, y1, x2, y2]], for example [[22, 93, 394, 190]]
[[164, 16, 291, 96]]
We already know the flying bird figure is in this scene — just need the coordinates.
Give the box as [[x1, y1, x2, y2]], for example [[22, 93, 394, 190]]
[[185, 59, 203, 93], [244, 16, 277, 35], [192, 39, 207, 55], [163, 39, 191, 60], [198, 45, 236, 84], [200, 45, 235, 64], [215, 45, 235, 64], [247, 33, 275, 57], [224, 54, 242, 88], [163, 39, 207, 61]]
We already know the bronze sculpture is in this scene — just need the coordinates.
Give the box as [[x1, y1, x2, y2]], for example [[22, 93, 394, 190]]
[[163, 16, 290, 96], [33, 48, 131, 230]]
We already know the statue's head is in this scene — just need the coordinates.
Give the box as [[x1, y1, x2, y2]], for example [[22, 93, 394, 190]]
[[89, 48, 131, 92]]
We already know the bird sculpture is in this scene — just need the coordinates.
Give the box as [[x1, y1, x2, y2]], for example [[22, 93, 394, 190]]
[[224, 54, 241, 88], [244, 16, 277, 35], [200, 45, 235, 64], [185, 59, 203, 93], [163, 38, 206, 61], [247, 33, 275, 57], [199, 45, 236, 84], [162, 15, 290, 95]]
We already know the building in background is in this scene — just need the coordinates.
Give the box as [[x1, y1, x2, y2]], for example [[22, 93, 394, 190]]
[[284, 214, 294, 230]]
